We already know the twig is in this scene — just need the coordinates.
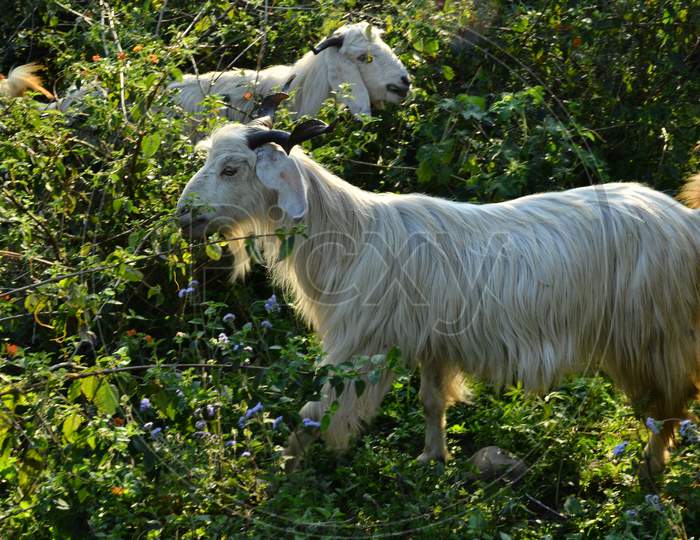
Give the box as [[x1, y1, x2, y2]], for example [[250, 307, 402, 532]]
[[525, 493, 567, 520], [155, 0, 168, 36], [100, 0, 128, 121], [0, 363, 266, 398]]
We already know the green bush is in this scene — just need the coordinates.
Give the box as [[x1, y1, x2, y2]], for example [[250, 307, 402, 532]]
[[1, 0, 698, 537]]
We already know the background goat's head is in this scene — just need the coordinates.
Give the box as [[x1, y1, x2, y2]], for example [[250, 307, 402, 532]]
[[176, 97, 330, 238], [312, 22, 410, 113]]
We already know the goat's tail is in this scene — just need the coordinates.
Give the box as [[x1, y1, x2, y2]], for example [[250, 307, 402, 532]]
[[677, 172, 700, 209], [0, 63, 54, 100]]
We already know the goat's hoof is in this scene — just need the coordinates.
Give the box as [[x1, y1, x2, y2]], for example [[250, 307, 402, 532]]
[[417, 450, 451, 464]]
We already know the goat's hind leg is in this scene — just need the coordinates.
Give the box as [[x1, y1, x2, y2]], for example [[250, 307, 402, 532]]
[[418, 360, 465, 463]]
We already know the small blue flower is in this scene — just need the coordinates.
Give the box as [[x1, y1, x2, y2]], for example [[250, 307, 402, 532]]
[[272, 416, 283, 430], [645, 493, 662, 510], [224, 440, 236, 448], [178, 287, 195, 298], [143, 422, 154, 430], [238, 416, 246, 428], [261, 319, 273, 330], [645, 417, 661, 434], [139, 398, 151, 412], [195, 420, 206, 430], [232, 343, 241, 352], [150, 427, 162, 438], [223, 313, 236, 324], [238, 402, 263, 428], [612, 441, 628, 457], [217, 332, 229, 344], [241, 451, 251, 457], [188, 279, 199, 288], [679, 419, 695, 438], [206, 404, 215, 418], [302, 418, 321, 429], [264, 294, 279, 313]]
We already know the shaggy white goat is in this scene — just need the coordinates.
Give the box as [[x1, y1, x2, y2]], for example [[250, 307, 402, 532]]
[[168, 22, 410, 123], [177, 108, 700, 475], [0, 63, 53, 100]]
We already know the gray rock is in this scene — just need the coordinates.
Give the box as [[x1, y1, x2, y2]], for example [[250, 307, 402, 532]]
[[467, 446, 527, 483]]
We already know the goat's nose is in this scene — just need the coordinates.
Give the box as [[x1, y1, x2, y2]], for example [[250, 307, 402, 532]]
[[401, 75, 411, 87]]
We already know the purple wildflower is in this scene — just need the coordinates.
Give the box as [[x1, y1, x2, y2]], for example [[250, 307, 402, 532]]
[[261, 319, 273, 330], [679, 419, 694, 438], [612, 441, 628, 457], [206, 404, 215, 418], [238, 402, 263, 428], [223, 313, 236, 324], [195, 420, 206, 430], [139, 398, 151, 412], [188, 279, 199, 288], [645, 493, 662, 510], [302, 418, 321, 429], [238, 416, 246, 428], [264, 294, 279, 313], [150, 427, 162, 438], [178, 287, 194, 298], [645, 417, 661, 434], [224, 440, 236, 448], [217, 332, 229, 344], [272, 416, 283, 430]]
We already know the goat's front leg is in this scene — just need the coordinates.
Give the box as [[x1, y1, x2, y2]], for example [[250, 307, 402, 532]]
[[418, 360, 463, 463], [284, 360, 395, 471]]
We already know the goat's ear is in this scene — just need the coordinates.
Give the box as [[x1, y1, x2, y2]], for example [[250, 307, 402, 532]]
[[255, 143, 308, 220], [324, 49, 371, 115]]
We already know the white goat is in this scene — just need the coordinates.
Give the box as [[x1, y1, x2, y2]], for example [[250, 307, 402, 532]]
[[177, 108, 700, 475], [0, 63, 53, 100], [168, 22, 410, 123]]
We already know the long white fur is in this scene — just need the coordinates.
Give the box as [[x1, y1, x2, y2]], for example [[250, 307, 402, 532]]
[[0, 63, 53, 99], [168, 22, 409, 124], [178, 124, 700, 473]]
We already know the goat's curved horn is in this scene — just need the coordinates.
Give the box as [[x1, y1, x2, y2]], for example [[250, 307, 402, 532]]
[[246, 129, 291, 151], [285, 119, 335, 152], [311, 35, 344, 55], [251, 91, 288, 124], [282, 74, 296, 93]]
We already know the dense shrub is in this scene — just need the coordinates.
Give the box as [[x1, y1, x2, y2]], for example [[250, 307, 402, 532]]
[[1, 0, 698, 537]]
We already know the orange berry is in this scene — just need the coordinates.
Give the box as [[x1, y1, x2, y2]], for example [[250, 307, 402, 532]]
[[147, 54, 159, 64], [132, 44, 144, 52], [113, 417, 125, 427], [91, 54, 102, 62], [117, 51, 127, 61], [111, 486, 125, 495], [572, 36, 583, 49], [126, 329, 137, 337], [243, 91, 253, 101], [145, 335, 153, 343], [6, 344, 18, 357]]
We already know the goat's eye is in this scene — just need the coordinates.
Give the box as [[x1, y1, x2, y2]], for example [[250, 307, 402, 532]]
[[221, 167, 238, 177], [357, 53, 373, 63]]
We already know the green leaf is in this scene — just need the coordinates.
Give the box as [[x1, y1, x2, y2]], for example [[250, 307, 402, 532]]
[[205, 242, 222, 261], [442, 65, 455, 80], [141, 132, 161, 159], [119, 264, 143, 282], [94, 383, 120, 416], [354, 379, 366, 398], [277, 234, 295, 262], [80, 376, 100, 400], [62, 412, 84, 443]]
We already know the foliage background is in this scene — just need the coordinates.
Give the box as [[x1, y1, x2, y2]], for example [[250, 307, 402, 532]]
[[1, 0, 699, 537]]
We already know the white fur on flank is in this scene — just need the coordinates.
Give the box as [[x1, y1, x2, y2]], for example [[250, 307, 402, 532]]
[[168, 22, 410, 124], [177, 124, 700, 473]]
